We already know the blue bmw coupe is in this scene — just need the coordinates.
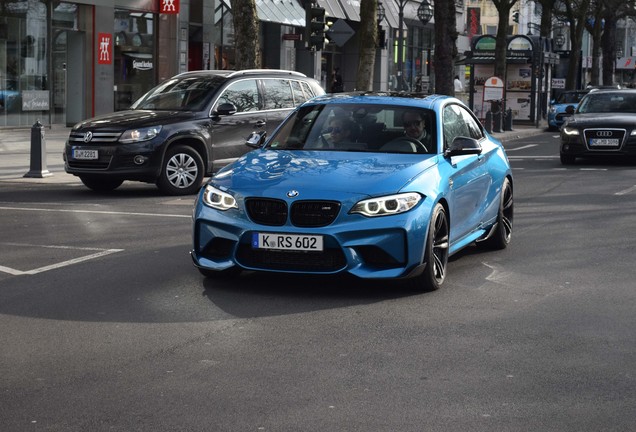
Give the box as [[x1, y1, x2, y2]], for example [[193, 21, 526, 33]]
[[191, 93, 513, 291]]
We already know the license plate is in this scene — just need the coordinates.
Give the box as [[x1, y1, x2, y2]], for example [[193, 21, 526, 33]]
[[72, 148, 99, 160], [589, 138, 619, 147], [252, 233, 323, 251]]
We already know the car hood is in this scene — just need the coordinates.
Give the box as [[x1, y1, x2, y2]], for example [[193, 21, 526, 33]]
[[211, 149, 438, 197], [565, 113, 636, 128], [73, 110, 196, 130]]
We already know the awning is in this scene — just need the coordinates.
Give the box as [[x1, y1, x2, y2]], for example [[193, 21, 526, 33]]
[[255, 0, 305, 27], [317, 0, 347, 20], [380, 0, 399, 29], [338, 0, 360, 21]]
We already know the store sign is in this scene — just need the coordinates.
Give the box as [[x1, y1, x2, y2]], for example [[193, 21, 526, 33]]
[[133, 60, 153, 71], [22, 91, 50, 111], [97, 33, 112, 65], [160, 0, 180, 14]]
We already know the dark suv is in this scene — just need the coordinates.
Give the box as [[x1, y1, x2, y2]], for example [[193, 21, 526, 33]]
[[63, 69, 324, 195]]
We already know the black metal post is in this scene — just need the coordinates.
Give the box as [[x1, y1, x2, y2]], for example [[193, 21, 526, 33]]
[[24, 120, 52, 178]]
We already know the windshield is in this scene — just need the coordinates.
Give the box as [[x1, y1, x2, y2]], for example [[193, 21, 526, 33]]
[[266, 103, 436, 154], [130, 75, 225, 111], [556, 91, 587, 104], [577, 92, 636, 114]]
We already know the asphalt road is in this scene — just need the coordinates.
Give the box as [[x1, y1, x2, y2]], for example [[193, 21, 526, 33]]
[[1, 131, 636, 431]]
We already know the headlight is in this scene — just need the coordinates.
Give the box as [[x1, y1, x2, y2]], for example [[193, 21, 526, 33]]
[[119, 126, 162, 143], [548, 106, 556, 114], [631, 129, 636, 136], [202, 184, 238, 210], [561, 126, 580, 136], [350, 192, 421, 217]]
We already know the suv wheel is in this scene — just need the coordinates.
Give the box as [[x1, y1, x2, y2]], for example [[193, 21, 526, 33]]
[[157, 145, 204, 195], [79, 175, 124, 192]]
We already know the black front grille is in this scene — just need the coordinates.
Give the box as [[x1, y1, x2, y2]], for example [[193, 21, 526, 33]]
[[236, 245, 346, 272], [245, 198, 288, 226], [290, 201, 340, 227], [67, 159, 111, 169], [584, 128, 625, 150]]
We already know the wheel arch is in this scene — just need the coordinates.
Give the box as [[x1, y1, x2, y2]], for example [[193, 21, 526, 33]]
[[163, 136, 211, 174]]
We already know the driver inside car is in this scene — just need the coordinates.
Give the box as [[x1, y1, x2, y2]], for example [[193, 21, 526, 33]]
[[402, 110, 431, 151]]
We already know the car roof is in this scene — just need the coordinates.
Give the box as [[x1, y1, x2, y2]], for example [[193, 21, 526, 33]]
[[307, 91, 458, 110], [173, 69, 308, 79]]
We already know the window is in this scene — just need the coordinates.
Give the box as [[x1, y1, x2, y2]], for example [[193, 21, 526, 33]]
[[261, 79, 294, 110], [443, 104, 482, 148], [216, 79, 259, 112]]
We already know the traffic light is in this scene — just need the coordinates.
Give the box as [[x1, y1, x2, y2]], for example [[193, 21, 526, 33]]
[[512, 11, 519, 23], [305, 3, 326, 50]]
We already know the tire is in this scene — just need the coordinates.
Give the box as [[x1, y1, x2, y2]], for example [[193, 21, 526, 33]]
[[481, 177, 513, 250], [79, 175, 124, 192], [408, 203, 449, 292], [157, 145, 204, 195], [560, 153, 576, 165]]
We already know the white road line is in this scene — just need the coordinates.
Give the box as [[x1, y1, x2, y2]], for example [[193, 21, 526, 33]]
[[507, 155, 559, 159], [0, 246, 123, 276], [0, 206, 190, 218], [506, 144, 538, 151], [615, 185, 636, 196]]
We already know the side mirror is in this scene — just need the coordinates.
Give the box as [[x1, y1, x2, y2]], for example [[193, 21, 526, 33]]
[[246, 131, 267, 148], [215, 103, 237, 116], [444, 136, 482, 158]]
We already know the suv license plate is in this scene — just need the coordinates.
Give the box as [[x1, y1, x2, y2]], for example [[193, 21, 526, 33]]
[[590, 138, 619, 147], [73, 149, 99, 160], [252, 233, 323, 251]]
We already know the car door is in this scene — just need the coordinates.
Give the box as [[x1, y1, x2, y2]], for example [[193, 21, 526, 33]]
[[209, 78, 267, 170], [442, 104, 492, 245], [260, 78, 298, 136]]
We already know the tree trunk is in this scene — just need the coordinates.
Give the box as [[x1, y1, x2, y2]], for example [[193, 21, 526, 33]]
[[356, 0, 378, 91], [232, 0, 261, 69], [433, 0, 458, 95], [601, 12, 617, 86]]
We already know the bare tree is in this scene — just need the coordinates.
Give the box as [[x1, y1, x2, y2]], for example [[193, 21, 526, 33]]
[[433, 0, 459, 95], [356, 0, 379, 91], [232, 0, 261, 69]]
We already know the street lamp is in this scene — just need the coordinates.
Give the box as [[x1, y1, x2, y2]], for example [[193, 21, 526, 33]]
[[395, 0, 433, 90], [377, 2, 385, 23]]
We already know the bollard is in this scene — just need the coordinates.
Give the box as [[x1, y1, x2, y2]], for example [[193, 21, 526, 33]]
[[504, 108, 514, 131], [484, 110, 493, 134], [24, 120, 52, 178], [492, 109, 503, 133]]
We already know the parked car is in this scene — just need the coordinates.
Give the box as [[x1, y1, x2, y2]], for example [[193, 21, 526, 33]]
[[560, 89, 636, 165], [63, 69, 325, 195], [191, 92, 514, 291], [548, 90, 589, 130]]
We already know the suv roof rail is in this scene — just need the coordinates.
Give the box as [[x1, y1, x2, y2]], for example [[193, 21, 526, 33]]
[[226, 69, 307, 78]]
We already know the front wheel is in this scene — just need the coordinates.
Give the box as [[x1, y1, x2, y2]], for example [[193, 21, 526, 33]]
[[79, 175, 124, 193], [407, 203, 449, 292], [157, 145, 204, 195]]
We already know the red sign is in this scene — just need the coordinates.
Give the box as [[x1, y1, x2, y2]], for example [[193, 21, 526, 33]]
[[97, 33, 112, 65], [160, 0, 180, 14]]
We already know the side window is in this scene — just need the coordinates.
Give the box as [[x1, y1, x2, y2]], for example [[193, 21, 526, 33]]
[[291, 80, 310, 105], [443, 104, 482, 148], [459, 107, 483, 140], [261, 79, 295, 110], [215, 79, 260, 113]]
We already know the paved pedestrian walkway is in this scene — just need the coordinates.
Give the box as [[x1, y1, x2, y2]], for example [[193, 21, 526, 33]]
[[0, 122, 548, 184]]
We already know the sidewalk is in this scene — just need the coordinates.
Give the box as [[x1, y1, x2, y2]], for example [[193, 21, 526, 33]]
[[0, 122, 547, 184]]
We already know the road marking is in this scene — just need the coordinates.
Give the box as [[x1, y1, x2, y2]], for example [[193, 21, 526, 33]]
[[615, 185, 636, 195], [507, 155, 559, 159], [506, 144, 538, 151], [0, 243, 123, 275], [0, 206, 190, 218]]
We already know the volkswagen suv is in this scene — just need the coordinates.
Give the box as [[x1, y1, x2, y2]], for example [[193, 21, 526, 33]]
[[63, 69, 324, 195]]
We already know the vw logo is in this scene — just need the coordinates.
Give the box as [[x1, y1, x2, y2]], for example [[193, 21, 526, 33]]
[[83, 131, 93, 143], [596, 131, 613, 137], [286, 190, 299, 198]]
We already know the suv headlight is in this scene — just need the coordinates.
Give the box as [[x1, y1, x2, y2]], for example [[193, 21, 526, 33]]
[[350, 192, 421, 217], [202, 184, 238, 210], [119, 126, 162, 143]]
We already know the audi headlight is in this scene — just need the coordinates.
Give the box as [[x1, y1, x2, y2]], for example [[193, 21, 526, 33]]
[[561, 126, 580, 136], [119, 126, 162, 143], [202, 184, 238, 211], [350, 192, 421, 217], [631, 129, 636, 136]]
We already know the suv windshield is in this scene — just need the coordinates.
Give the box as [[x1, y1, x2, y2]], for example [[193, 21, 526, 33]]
[[130, 75, 226, 111], [556, 91, 587, 104]]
